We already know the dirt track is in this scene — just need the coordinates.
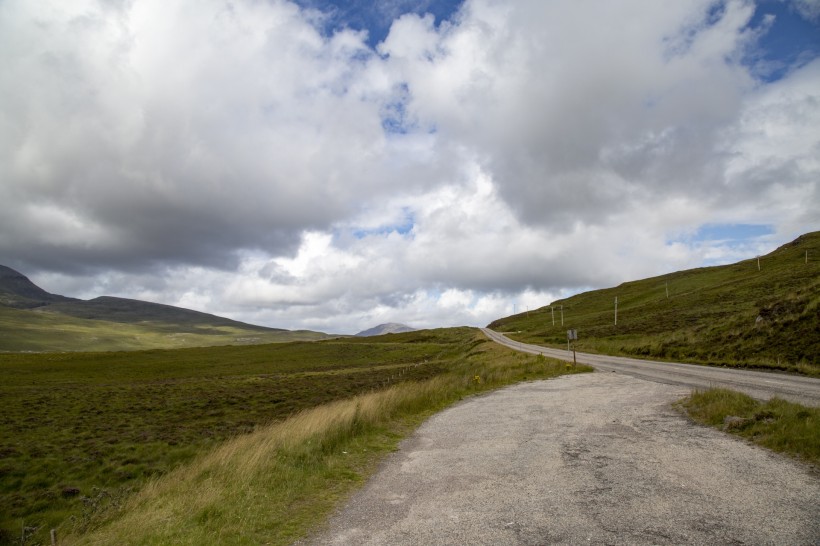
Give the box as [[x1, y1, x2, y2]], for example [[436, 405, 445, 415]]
[[307, 373, 819, 545]]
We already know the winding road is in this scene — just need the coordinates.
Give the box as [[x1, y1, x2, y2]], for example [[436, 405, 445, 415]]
[[480, 328, 820, 407], [305, 329, 820, 545]]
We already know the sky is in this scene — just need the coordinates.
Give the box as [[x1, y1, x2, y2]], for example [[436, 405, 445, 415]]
[[1, 0, 818, 335]]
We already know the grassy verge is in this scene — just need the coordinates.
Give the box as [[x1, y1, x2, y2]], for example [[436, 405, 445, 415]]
[[678, 388, 820, 466]]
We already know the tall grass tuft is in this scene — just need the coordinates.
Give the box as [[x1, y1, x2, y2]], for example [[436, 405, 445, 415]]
[[66, 332, 589, 545], [679, 388, 820, 466]]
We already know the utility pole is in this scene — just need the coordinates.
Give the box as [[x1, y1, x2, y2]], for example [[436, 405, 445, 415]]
[[665, 281, 669, 299], [614, 296, 618, 326], [560, 305, 564, 326], [551, 306, 555, 326], [757, 256, 761, 271]]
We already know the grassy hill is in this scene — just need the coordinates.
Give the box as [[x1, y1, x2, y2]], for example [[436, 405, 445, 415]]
[[0, 305, 331, 352], [488, 231, 820, 376], [0, 266, 331, 351]]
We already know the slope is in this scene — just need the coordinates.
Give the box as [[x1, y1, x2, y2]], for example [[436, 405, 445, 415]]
[[0, 264, 79, 308], [355, 323, 416, 337], [0, 266, 331, 351], [488, 232, 820, 375]]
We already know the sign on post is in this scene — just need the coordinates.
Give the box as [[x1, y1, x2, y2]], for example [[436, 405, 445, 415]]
[[566, 329, 578, 366]]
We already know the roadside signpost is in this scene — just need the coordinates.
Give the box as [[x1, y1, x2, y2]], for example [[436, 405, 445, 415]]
[[567, 329, 577, 366]]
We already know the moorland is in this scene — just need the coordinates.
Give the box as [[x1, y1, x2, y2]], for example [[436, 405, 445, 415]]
[[0, 328, 588, 544]]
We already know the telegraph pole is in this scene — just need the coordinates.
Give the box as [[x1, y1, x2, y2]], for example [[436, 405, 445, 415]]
[[551, 306, 555, 326], [614, 296, 618, 326]]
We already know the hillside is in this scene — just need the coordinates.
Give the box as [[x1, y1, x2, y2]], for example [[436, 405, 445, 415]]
[[40, 296, 279, 333], [0, 265, 332, 351], [488, 232, 820, 375], [355, 323, 416, 336], [0, 264, 79, 308]]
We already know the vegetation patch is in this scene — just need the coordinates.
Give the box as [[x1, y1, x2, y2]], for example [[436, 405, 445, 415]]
[[0, 328, 589, 545], [489, 231, 820, 376], [0, 304, 331, 353], [678, 388, 820, 466]]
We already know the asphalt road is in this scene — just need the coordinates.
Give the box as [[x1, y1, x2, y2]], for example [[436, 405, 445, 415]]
[[307, 374, 820, 545], [481, 328, 820, 407]]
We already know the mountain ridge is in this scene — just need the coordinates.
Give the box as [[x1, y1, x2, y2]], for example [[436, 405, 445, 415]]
[[0, 264, 79, 309], [0, 265, 331, 351], [355, 323, 416, 337]]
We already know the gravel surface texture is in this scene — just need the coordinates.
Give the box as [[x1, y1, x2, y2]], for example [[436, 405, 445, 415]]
[[307, 373, 819, 545]]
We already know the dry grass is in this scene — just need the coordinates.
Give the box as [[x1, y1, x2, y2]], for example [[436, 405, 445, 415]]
[[65, 332, 589, 545]]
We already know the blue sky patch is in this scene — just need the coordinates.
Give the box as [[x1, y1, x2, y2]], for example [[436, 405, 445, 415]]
[[692, 223, 774, 242], [745, 0, 820, 82], [351, 210, 415, 239], [292, 0, 463, 48], [381, 83, 412, 134]]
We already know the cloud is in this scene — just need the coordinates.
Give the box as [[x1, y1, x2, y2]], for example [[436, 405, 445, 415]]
[[2, 0, 818, 334], [380, 0, 771, 229], [786, 0, 820, 22], [0, 0, 406, 272]]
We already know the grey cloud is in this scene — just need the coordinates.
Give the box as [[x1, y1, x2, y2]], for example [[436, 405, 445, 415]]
[[0, 0, 419, 275]]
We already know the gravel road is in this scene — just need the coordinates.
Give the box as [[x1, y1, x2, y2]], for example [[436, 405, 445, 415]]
[[307, 373, 819, 545], [481, 328, 820, 407]]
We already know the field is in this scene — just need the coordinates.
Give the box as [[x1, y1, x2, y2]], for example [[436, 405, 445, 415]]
[[489, 232, 820, 375], [0, 328, 588, 545], [0, 305, 331, 352]]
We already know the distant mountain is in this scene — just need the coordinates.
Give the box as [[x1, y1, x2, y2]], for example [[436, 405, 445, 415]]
[[42, 296, 281, 333], [0, 265, 79, 308], [355, 323, 416, 337], [0, 264, 332, 351]]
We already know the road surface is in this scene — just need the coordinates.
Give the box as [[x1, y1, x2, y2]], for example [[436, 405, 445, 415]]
[[307, 374, 820, 545], [481, 328, 820, 407]]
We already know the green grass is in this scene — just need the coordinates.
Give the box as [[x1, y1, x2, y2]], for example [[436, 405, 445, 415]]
[[0, 304, 331, 352], [679, 388, 820, 466], [0, 328, 590, 545], [489, 231, 820, 375]]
